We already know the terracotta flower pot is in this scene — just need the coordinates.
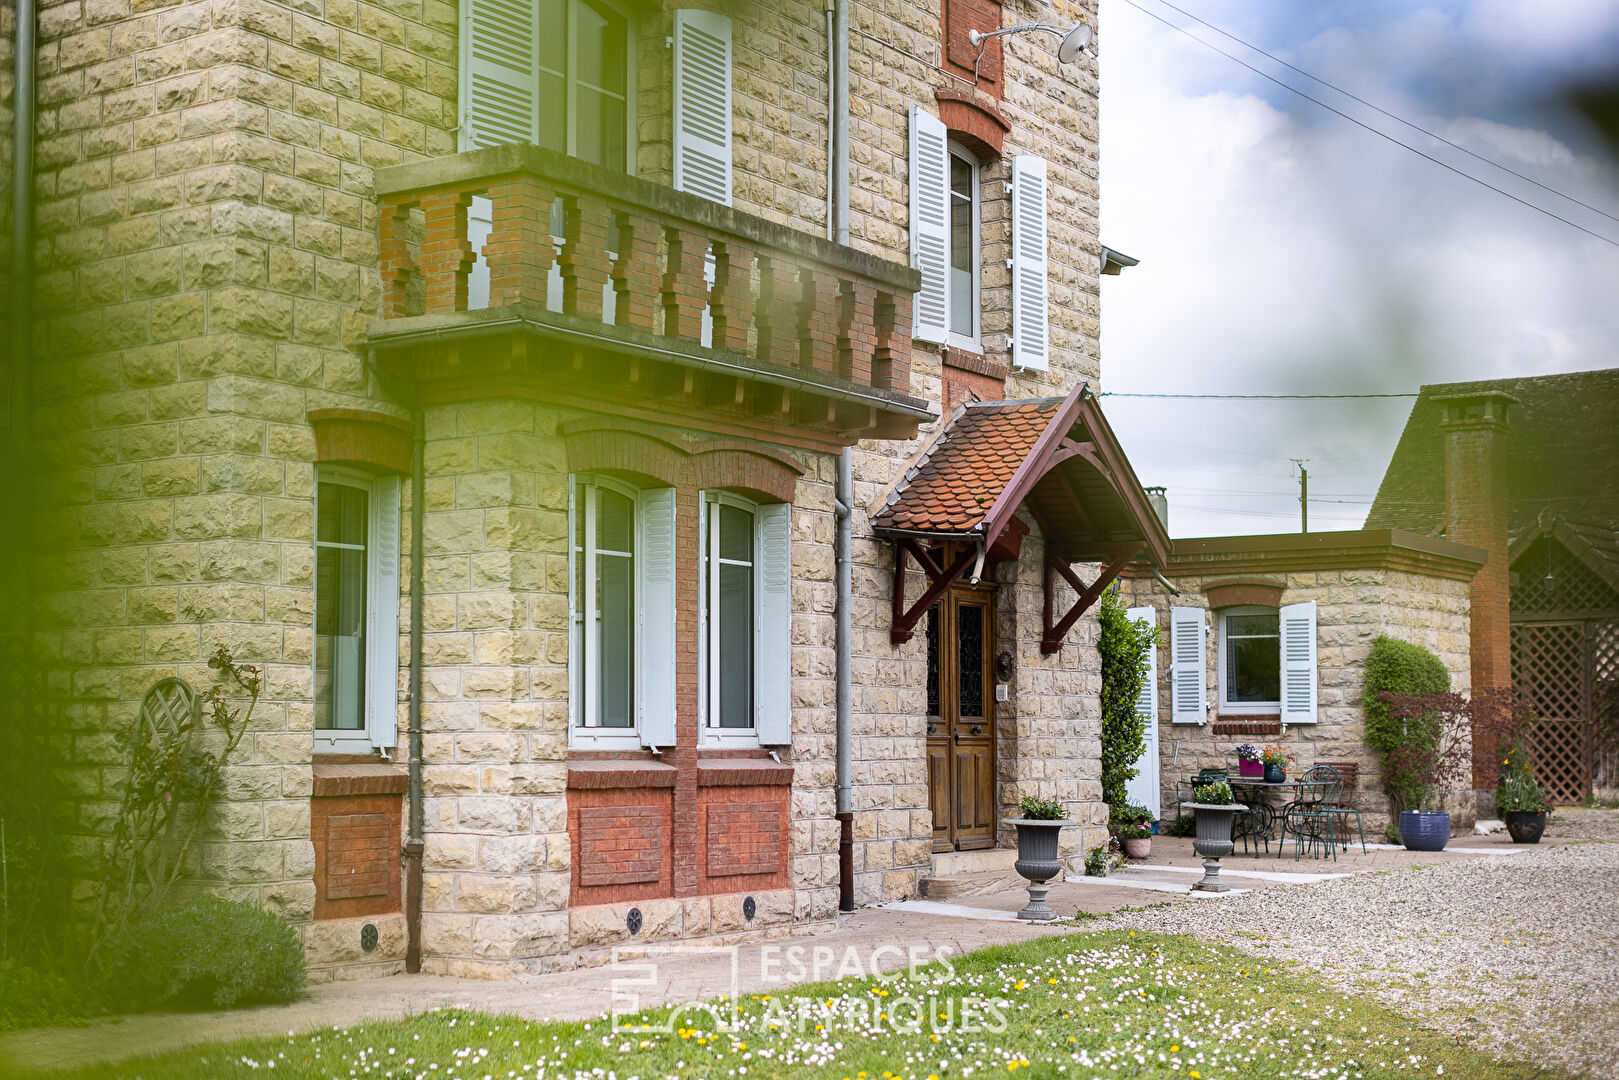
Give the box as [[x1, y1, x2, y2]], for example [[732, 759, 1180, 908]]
[[1121, 836, 1151, 859]]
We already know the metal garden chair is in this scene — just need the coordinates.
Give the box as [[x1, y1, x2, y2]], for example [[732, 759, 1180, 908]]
[[1276, 764, 1341, 862], [1311, 763, 1367, 854]]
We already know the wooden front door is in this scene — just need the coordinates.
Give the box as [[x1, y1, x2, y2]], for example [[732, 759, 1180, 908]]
[[926, 587, 997, 851]]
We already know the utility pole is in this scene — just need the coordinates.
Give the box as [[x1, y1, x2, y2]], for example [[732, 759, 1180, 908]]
[[1291, 459, 1309, 533]]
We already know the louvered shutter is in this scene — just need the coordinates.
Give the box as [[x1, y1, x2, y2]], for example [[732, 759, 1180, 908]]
[[908, 105, 950, 344], [1169, 606, 1206, 725], [753, 502, 792, 745], [673, 10, 733, 205], [460, 0, 540, 151], [367, 476, 402, 748], [1279, 600, 1318, 723], [1009, 155, 1050, 371], [637, 486, 678, 748], [1125, 607, 1161, 816]]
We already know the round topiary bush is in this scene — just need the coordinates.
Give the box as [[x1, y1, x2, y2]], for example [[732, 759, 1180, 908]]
[[1362, 635, 1451, 810], [107, 896, 305, 1010]]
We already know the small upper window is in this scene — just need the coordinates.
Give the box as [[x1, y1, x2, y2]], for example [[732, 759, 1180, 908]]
[[1220, 606, 1280, 713], [946, 143, 981, 348]]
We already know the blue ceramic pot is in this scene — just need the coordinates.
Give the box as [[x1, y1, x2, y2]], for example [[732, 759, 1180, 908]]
[[1263, 764, 1286, 784], [1399, 810, 1450, 851]]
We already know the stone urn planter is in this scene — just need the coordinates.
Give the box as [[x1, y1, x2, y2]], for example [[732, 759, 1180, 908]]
[[1504, 810, 1547, 844], [1002, 818, 1076, 920], [1398, 809, 1451, 852], [1121, 836, 1152, 859], [1183, 801, 1246, 892]]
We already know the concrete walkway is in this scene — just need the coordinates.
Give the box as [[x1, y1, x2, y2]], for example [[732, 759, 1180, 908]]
[[0, 824, 1571, 1074]]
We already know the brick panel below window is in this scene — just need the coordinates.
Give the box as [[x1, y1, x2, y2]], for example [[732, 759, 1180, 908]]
[[578, 804, 666, 887], [310, 766, 406, 921], [324, 813, 392, 899], [705, 801, 782, 877]]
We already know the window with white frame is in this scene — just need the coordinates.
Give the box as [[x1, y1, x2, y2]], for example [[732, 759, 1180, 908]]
[[946, 143, 981, 350], [699, 492, 793, 746], [569, 476, 677, 748], [1219, 606, 1281, 714], [314, 470, 400, 752]]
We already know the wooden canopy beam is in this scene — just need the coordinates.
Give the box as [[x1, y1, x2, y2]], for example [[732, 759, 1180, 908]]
[[890, 538, 977, 644], [1040, 542, 1144, 654]]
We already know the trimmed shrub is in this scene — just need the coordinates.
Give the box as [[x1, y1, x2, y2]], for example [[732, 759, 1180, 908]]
[[1098, 589, 1160, 813], [1362, 636, 1451, 810], [106, 897, 305, 1010]]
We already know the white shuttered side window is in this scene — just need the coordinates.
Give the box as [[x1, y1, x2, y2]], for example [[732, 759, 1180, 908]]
[[460, 0, 540, 151], [366, 476, 402, 748], [1009, 155, 1050, 371], [637, 486, 678, 747], [1127, 607, 1159, 729], [908, 105, 950, 344], [1169, 606, 1207, 724], [1279, 600, 1319, 723], [753, 503, 792, 745], [673, 10, 733, 205]]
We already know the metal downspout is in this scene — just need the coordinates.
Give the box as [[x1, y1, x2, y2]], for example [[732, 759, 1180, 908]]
[[404, 406, 426, 972], [11, 0, 35, 452], [831, 0, 854, 913]]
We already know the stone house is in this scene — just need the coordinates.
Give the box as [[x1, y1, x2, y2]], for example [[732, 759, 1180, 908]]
[[1119, 529, 1483, 836], [3, 0, 1171, 981], [1367, 372, 1619, 803]]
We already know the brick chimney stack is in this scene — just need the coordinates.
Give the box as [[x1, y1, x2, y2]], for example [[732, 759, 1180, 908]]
[[1438, 390, 1517, 696]]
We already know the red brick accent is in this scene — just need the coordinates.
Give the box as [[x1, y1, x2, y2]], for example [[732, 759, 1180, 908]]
[[485, 175, 555, 308], [418, 190, 474, 314], [942, 348, 1008, 412], [568, 787, 675, 905], [308, 409, 413, 474], [941, 0, 1004, 92], [311, 788, 403, 921], [688, 450, 800, 504], [1212, 716, 1283, 736], [312, 761, 409, 797], [1203, 580, 1287, 611], [695, 758, 794, 786], [705, 801, 782, 878], [935, 90, 1011, 158], [563, 429, 687, 488]]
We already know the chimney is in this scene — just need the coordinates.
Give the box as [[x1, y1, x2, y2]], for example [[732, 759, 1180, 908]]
[[1438, 389, 1517, 699], [1144, 486, 1169, 532]]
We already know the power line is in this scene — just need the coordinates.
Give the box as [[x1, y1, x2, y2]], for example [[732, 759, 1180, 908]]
[[1101, 391, 1418, 399], [1139, 0, 1619, 228], [1116, 0, 1619, 249]]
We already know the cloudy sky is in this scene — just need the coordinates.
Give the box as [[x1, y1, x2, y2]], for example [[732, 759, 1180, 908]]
[[1097, 0, 1619, 537]]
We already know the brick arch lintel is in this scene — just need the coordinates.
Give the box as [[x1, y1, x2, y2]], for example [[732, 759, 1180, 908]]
[[308, 408, 412, 474], [560, 419, 805, 501], [1203, 578, 1288, 611], [935, 89, 1010, 158]]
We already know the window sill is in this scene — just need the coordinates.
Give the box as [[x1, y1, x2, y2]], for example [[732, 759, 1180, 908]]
[[312, 761, 408, 798], [697, 758, 794, 787], [567, 760, 679, 789]]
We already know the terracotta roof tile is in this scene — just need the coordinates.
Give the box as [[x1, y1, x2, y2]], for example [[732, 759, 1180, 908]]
[[873, 398, 1062, 534]]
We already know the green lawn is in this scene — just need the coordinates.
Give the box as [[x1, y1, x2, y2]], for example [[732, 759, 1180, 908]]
[[26, 932, 1548, 1080]]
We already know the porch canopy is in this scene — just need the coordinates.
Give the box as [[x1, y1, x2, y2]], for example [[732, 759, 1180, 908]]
[[872, 382, 1170, 652]]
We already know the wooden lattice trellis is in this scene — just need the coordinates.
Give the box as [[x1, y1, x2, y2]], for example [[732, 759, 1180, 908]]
[[1528, 718, 1593, 805], [1510, 622, 1592, 804], [1511, 536, 1619, 616]]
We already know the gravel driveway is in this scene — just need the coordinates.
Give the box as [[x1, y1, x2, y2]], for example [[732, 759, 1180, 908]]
[[1099, 809, 1619, 1077]]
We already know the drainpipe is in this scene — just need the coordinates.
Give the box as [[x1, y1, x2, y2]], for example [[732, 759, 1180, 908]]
[[831, 0, 854, 913], [404, 405, 426, 972], [11, 0, 35, 451], [824, 0, 835, 241], [835, 448, 854, 911]]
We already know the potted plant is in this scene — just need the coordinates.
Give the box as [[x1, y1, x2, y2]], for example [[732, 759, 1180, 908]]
[[1002, 795, 1077, 920], [1379, 690, 1476, 852], [1183, 780, 1246, 892], [1111, 802, 1155, 859], [1260, 745, 1294, 784], [1496, 772, 1551, 844], [1235, 744, 1263, 779]]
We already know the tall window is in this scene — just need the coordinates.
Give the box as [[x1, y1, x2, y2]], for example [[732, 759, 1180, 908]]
[[703, 495, 755, 737], [1220, 606, 1281, 713], [947, 144, 980, 347], [540, 0, 631, 171], [314, 470, 400, 751], [572, 478, 637, 739]]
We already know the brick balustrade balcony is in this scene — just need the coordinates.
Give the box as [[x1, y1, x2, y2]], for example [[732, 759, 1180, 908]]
[[369, 145, 932, 444]]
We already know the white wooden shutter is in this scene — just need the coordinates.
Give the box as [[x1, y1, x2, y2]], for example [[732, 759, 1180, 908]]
[[1125, 607, 1161, 817], [637, 486, 678, 748], [753, 502, 792, 745], [460, 0, 540, 151], [908, 105, 950, 344], [1169, 606, 1206, 725], [673, 10, 733, 205], [1280, 600, 1318, 723], [1009, 155, 1050, 371], [366, 476, 402, 748]]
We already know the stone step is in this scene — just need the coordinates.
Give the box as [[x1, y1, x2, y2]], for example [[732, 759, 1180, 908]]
[[917, 876, 970, 899], [931, 847, 1017, 877]]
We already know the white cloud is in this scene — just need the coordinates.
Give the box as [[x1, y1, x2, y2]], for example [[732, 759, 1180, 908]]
[[1097, 0, 1619, 539]]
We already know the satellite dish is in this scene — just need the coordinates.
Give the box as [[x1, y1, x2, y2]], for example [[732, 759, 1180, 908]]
[[1057, 22, 1093, 63]]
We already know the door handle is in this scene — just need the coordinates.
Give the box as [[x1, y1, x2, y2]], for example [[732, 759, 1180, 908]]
[[927, 722, 938, 735], [969, 723, 983, 736]]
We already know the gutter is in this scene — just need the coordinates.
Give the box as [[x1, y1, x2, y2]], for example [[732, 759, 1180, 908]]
[[832, 0, 854, 913], [404, 404, 426, 971]]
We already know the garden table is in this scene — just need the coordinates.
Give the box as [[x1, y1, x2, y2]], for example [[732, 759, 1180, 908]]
[[1227, 779, 1319, 855]]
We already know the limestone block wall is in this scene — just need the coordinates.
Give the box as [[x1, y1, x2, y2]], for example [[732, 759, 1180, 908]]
[[1120, 566, 1473, 834]]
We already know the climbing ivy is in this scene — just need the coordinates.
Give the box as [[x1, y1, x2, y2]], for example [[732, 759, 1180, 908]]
[[1098, 587, 1160, 814]]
